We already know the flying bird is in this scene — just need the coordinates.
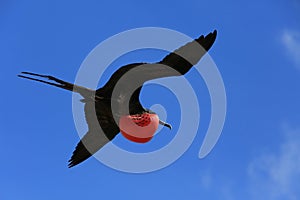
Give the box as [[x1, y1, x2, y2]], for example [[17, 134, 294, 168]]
[[18, 30, 217, 167]]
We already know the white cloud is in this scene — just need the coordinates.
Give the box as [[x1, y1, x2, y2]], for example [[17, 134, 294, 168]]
[[199, 171, 213, 190], [247, 126, 300, 200], [196, 126, 300, 200], [282, 30, 300, 69]]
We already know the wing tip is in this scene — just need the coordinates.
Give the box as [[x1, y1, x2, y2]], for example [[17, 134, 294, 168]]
[[67, 157, 82, 168], [68, 162, 76, 168], [212, 29, 217, 36], [212, 29, 217, 40], [196, 29, 218, 52], [67, 158, 76, 168], [67, 154, 85, 168], [207, 29, 217, 40]]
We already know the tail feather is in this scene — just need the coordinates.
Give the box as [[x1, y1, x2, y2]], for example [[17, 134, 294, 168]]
[[18, 71, 95, 98]]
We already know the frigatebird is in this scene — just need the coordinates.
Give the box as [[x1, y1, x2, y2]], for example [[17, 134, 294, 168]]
[[18, 30, 217, 167]]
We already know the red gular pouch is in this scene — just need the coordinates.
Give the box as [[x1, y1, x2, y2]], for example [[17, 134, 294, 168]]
[[119, 113, 159, 143]]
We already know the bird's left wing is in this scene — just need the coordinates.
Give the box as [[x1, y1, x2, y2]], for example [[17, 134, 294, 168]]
[[98, 30, 217, 107]]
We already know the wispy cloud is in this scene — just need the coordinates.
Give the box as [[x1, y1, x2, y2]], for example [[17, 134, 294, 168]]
[[247, 125, 300, 200], [197, 125, 300, 200], [282, 30, 300, 69], [199, 170, 213, 190]]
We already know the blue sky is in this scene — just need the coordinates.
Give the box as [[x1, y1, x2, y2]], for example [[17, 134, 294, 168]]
[[1, 0, 300, 199]]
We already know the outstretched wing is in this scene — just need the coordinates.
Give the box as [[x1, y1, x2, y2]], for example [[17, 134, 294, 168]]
[[68, 100, 120, 167], [159, 30, 217, 75], [98, 30, 217, 110], [68, 130, 108, 168]]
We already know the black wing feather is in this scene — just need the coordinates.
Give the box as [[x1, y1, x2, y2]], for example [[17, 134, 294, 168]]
[[68, 131, 106, 168], [19, 30, 217, 168], [98, 30, 217, 109], [159, 30, 217, 74], [68, 100, 119, 167], [100, 30, 217, 95]]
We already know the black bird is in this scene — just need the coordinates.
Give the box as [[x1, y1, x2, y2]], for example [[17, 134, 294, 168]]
[[18, 30, 217, 167]]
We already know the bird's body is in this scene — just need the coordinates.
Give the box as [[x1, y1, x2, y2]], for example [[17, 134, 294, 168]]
[[18, 30, 217, 167]]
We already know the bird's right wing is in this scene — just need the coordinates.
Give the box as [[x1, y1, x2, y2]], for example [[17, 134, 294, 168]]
[[68, 100, 120, 168], [68, 130, 108, 168]]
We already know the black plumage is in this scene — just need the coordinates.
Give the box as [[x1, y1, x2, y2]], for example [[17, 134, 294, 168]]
[[18, 30, 217, 167]]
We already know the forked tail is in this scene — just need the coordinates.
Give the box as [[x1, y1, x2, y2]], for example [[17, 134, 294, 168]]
[[18, 72, 95, 98]]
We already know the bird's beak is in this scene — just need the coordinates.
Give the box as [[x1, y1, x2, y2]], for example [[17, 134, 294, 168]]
[[159, 120, 172, 130]]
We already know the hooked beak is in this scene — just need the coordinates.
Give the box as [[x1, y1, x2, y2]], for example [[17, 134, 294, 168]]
[[159, 120, 172, 130]]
